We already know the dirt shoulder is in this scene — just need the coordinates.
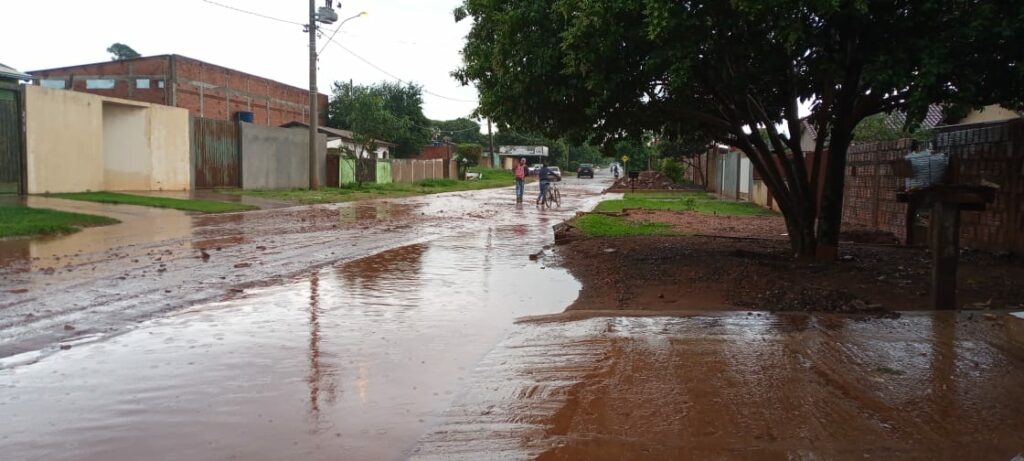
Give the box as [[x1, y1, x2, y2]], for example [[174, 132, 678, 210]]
[[557, 215, 1024, 313]]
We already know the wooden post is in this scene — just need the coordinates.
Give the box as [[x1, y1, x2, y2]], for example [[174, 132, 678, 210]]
[[929, 201, 960, 310]]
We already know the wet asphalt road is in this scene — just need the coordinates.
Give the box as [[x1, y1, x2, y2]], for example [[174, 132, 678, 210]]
[[0, 174, 615, 460]]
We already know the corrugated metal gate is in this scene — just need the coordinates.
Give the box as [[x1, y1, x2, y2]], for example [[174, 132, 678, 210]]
[[0, 88, 23, 194], [191, 117, 240, 188]]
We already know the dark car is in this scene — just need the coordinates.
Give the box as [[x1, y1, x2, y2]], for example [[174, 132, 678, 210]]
[[577, 163, 594, 178]]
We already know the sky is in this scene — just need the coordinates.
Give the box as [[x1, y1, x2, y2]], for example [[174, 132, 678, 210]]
[[1, 0, 480, 122]]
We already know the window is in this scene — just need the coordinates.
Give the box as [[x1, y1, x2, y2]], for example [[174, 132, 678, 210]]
[[136, 78, 150, 89], [40, 79, 65, 89], [157, 80, 165, 89], [86, 79, 115, 89]]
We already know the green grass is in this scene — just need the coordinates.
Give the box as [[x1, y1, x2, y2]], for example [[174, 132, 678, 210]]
[[0, 203, 119, 238], [574, 213, 675, 237], [594, 191, 775, 217], [229, 168, 517, 205], [50, 192, 257, 213]]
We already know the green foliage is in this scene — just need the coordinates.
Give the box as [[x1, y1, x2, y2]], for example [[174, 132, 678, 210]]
[[0, 203, 119, 238], [431, 118, 487, 144], [660, 158, 684, 184], [107, 43, 140, 61], [594, 192, 775, 217], [454, 143, 484, 166], [853, 113, 934, 143], [574, 214, 674, 237], [51, 192, 257, 213], [416, 178, 459, 188], [455, 0, 1024, 255], [328, 81, 430, 158]]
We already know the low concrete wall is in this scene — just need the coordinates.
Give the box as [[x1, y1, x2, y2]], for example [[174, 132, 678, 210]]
[[240, 123, 326, 189], [24, 86, 190, 193]]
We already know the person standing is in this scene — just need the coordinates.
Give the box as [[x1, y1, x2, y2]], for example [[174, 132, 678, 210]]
[[536, 163, 552, 205], [514, 157, 528, 203]]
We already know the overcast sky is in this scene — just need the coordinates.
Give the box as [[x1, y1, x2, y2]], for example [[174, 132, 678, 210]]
[[1, 0, 480, 122]]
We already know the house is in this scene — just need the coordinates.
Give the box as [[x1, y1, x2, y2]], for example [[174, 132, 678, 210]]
[[497, 145, 549, 169], [279, 121, 394, 159], [0, 62, 31, 87], [28, 55, 328, 127]]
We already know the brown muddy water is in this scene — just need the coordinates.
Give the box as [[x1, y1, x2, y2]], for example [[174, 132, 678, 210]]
[[412, 312, 1024, 460], [0, 178, 612, 460]]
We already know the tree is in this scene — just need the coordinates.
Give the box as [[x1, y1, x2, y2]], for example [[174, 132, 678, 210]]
[[656, 134, 713, 186], [454, 143, 484, 178], [345, 89, 410, 162], [454, 0, 1024, 260], [328, 81, 430, 158], [431, 118, 487, 145], [107, 43, 141, 61]]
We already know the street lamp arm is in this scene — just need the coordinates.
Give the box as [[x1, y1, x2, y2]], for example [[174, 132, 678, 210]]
[[318, 12, 367, 57]]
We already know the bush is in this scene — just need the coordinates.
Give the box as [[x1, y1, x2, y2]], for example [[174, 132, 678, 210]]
[[661, 158, 684, 184]]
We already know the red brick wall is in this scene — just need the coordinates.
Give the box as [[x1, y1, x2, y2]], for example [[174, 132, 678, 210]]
[[841, 119, 1024, 252], [417, 145, 451, 160], [172, 56, 326, 126], [30, 55, 328, 126], [30, 56, 171, 105]]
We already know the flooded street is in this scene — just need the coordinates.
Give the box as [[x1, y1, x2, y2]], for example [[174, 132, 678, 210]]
[[3, 175, 1024, 460], [0, 178, 611, 460]]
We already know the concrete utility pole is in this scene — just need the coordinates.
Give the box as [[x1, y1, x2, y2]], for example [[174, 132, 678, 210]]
[[487, 118, 495, 164], [308, 0, 319, 190]]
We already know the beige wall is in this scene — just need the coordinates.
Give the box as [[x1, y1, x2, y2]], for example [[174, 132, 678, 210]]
[[25, 86, 105, 193], [960, 105, 1021, 125], [25, 85, 190, 193], [751, 179, 774, 210]]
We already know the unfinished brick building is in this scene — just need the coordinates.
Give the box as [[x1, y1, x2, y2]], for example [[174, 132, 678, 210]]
[[29, 55, 327, 126]]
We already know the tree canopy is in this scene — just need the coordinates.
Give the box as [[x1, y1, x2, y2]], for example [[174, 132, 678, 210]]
[[431, 118, 487, 145], [328, 81, 431, 158], [455, 0, 1024, 259], [107, 43, 140, 61]]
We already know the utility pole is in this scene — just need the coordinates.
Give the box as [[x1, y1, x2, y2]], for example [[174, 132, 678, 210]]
[[308, 0, 319, 190], [487, 118, 495, 166]]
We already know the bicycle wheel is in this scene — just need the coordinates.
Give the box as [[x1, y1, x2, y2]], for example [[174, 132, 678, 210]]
[[552, 188, 561, 207]]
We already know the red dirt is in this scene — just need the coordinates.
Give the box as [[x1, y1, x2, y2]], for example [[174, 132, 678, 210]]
[[557, 212, 1024, 313]]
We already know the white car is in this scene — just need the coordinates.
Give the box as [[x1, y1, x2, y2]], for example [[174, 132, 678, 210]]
[[548, 167, 562, 180]]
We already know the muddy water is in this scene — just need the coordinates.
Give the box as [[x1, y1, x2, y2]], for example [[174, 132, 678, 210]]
[[413, 312, 1024, 460], [1, 180, 611, 359], [0, 179, 611, 460]]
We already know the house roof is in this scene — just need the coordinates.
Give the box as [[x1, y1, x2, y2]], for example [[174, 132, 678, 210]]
[[279, 121, 396, 147], [0, 63, 31, 81], [801, 104, 948, 144]]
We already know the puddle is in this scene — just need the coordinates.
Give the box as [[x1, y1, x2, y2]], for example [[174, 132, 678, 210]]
[[0, 224, 581, 461]]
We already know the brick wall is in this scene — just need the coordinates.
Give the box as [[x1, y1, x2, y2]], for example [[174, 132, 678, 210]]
[[842, 139, 913, 241], [30, 55, 328, 127], [841, 119, 1024, 252]]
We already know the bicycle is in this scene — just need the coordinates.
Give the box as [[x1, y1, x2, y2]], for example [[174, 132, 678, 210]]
[[538, 177, 561, 209]]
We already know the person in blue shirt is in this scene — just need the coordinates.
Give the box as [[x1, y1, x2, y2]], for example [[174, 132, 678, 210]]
[[536, 163, 552, 205]]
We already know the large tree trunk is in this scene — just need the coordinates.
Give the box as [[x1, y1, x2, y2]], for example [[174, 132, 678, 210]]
[[814, 131, 853, 261]]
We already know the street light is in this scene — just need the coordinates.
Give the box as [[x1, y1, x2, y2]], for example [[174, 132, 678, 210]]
[[307, 2, 365, 191], [319, 12, 368, 57]]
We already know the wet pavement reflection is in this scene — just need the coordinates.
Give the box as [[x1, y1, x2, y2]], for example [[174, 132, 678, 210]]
[[0, 178, 609, 460], [412, 313, 1024, 460]]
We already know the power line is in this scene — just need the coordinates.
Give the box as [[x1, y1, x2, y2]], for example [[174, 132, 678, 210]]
[[200, 0, 304, 26], [324, 38, 479, 104], [201, 0, 480, 105]]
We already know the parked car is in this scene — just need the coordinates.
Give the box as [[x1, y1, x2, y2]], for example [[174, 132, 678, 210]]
[[527, 164, 543, 175], [548, 166, 562, 180], [577, 163, 594, 178]]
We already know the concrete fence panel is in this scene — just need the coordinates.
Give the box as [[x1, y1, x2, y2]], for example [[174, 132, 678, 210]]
[[239, 123, 326, 189]]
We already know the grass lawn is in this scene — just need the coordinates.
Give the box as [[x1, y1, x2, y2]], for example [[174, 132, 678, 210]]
[[50, 192, 258, 213], [594, 191, 775, 216], [574, 213, 675, 238], [0, 203, 119, 238], [228, 168, 517, 205]]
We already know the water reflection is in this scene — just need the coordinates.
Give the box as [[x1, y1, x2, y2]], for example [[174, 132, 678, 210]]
[[306, 271, 337, 434]]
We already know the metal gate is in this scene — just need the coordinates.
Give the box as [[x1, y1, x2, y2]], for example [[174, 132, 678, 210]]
[[191, 117, 240, 188], [0, 88, 23, 194]]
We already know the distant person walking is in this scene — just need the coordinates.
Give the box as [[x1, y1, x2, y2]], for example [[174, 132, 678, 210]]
[[514, 157, 528, 203]]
